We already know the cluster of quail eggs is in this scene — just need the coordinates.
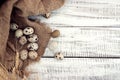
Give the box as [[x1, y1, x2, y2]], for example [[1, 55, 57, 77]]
[[10, 23, 39, 60]]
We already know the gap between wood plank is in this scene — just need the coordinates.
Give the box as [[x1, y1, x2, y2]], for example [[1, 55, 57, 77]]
[[42, 56, 120, 59], [53, 25, 120, 28]]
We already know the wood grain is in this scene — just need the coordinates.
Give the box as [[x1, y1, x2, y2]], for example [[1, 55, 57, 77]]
[[39, 0, 120, 26], [32, 0, 120, 57], [27, 58, 120, 80], [28, 0, 120, 80], [43, 27, 120, 57]]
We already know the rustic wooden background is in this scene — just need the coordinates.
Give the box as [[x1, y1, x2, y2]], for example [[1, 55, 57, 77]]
[[27, 0, 120, 80]]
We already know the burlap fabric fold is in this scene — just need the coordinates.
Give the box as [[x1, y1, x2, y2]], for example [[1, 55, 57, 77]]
[[0, 0, 64, 79]]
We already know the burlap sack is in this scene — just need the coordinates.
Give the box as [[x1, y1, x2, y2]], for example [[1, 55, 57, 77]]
[[0, 62, 19, 80], [0, 0, 65, 78], [0, 0, 17, 65], [0, 63, 9, 80]]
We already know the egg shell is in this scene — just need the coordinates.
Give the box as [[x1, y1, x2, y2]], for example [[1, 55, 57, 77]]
[[15, 29, 23, 38], [23, 27, 34, 35], [20, 50, 28, 60], [19, 36, 27, 45], [55, 52, 64, 60], [10, 23, 19, 30], [28, 34, 38, 42], [28, 51, 38, 60], [27, 43, 39, 51]]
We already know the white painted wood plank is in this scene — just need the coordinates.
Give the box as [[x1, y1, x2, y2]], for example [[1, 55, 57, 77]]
[[56, 0, 120, 17], [37, 0, 120, 26], [27, 58, 120, 80], [27, 0, 120, 80], [27, 0, 120, 57], [44, 27, 120, 57], [34, 0, 120, 57]]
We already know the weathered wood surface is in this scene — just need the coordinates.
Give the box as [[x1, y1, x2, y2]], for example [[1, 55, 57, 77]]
[[40, 0, 120, 26], [28, 0, 120, 80], [44, 27, 120, 57], [27, 58, 120, 80]]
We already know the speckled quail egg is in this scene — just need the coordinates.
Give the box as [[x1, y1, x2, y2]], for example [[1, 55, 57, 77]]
[[28, 34, 38, 42], [27, 43, 39, 50], [28, 51, 38, 60], [20, 50, 28, 60], [44, 13, 51, 18], [19, 36, 27, 45], [23, 27, 34, 35], [55, 52, 64, 60], [10, 23, 19, 30], [15, 29, 23, 38]]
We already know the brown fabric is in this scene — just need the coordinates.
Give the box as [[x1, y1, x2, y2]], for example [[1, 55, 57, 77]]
[[0, 0, 17, 65], [0, 62, 17, 80], [0, 0, 65, 78], [0, 63, 9, 80], [14, 0, 65, 16]]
